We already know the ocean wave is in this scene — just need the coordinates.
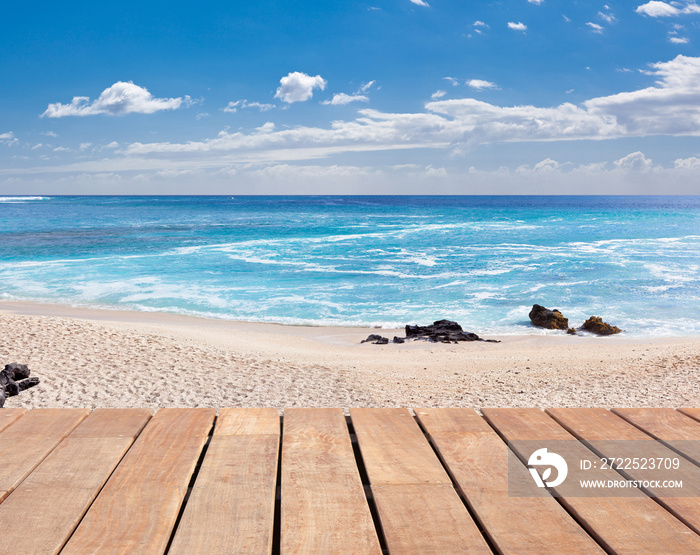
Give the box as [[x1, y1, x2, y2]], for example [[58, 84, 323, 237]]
[[0, 196, 51, 203]]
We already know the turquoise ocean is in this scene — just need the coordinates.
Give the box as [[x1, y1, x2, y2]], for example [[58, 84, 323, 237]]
[[1, 195, 698, 337]]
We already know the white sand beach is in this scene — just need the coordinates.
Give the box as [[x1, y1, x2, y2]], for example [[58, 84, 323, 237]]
[[1, 301, 698, 410]]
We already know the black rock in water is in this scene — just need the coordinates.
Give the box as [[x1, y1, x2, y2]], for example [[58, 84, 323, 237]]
[[529, 304, 569, 330], [0, 363, 40, 408]]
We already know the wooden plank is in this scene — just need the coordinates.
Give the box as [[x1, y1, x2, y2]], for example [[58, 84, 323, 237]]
[[547, 408, 700, 535], [612, 408, 700, 465], [483, 408, 700, 554], [0, 408, 27, 433], [351, 408, 490, 554], [372, 484, 491, 554], [61, 408, 215, 554], [0, 408, 89, 504], [169, 408, 280, 554], [350, 408, 451, 485], [679, 408, 700, 422], [214, 407, 279, 435], [0, 409, 152, 555], [416, 408, 604, 554], [281, 408, 381, 554]]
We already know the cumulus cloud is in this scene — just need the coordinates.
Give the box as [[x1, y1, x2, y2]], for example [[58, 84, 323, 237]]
[[42, 82, 190, 118], [614, 151, 653, 170], [635, 1, 700, 17], [409, 0, 430, 6], [431, 90, 447, 99], [670, 36, 690, 43], [508, 22, 527, 31], [444, 77, 460, 87], [587, 22, 604, 32], [274, 72, 327, 103], [674, 156, 700, 168], [528, 0, 544, 4], [467, 79, 498, 90]]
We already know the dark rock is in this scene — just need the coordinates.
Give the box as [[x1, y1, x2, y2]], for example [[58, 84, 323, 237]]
[[361, 334, 389, 344], [581, 316, 621, 336], [1, 363, 40, 408], [392, 337, 405, 344], [405, 320, 499, 343], [529, 304, 569, 330], [567, 328, 577, 335]]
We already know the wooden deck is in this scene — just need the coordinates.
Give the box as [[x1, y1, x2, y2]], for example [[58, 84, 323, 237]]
[[0, 407, 699, 554]]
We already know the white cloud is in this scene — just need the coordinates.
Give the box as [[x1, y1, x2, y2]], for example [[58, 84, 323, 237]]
[[599, 11, 616, 23], [508, 22, 527, 31], [670, 36, 690, 43], [528, 0, 544, 4], [473, 21, 488, 27], [587, 22, 604, 32], [101, 55, 700, 173], [42, 82, 190, 118], [274, 72, 327, 103], [614, 151, 653, 170], [409, 0, 430, 6], [444, 77, 460, 87], [322, 93, 369, 105], [224, 99, 275, 113], [467, 79, 498, 90], [359, 81, 376, 93], [635, 1, 700, 17], [563, 15, 572, 22], [431, 90, 447, 99], [41, 131, 58, 138], [79, 142, 92, 151], [674, 156, 700, 168]]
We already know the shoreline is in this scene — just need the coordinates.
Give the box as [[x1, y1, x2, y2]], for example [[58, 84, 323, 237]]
[[1, 300, 698, 410]]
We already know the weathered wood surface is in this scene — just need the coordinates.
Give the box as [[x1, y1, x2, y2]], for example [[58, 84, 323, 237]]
[[0, 407, 698, 555], [0, 409, 152, 555], [168, 408, 280, 555], [416, 408, 603, 554], [0, 409, 89, 504], [281, 408, 382, 554], [0, 408, 26, 433], [352, 408, 490, 554], [483, 408, 700, 554], [613, 407, 700, 464], [61, 408, 215, 555], [547, 407, 700, 535]]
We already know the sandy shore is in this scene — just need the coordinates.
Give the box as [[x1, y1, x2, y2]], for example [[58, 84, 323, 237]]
[[1, 300, 698, 410]]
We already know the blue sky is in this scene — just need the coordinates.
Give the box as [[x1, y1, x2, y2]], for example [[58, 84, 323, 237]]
[[2, 1, 700, 194]]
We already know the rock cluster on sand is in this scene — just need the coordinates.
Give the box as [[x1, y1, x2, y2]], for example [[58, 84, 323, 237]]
[[0, 363, 40, 408], [529, 304, 569, 330], [529, 305, 621, 336], [362, 320, 500, 344]]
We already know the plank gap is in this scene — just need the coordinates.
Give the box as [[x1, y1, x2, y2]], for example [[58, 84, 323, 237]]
[[413, 414, 500, 555], [163, 416, 216, 555], [479, 410, 616, 554], [56, 410, 155, 553], [346, 415, 390, 555], [270, 415, 283, 555]]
